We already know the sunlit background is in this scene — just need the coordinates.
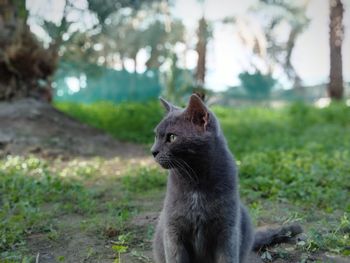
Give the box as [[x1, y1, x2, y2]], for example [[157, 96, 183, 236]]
[[21, 0, 350, 104]]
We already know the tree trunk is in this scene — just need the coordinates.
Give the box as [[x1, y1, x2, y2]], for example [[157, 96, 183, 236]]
[[195, 16, 208, 87], [0, 0, 57, 102], [328, 0, 344, 100]]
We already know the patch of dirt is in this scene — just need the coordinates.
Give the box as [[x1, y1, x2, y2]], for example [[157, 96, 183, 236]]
[[131, 212, 159, 227], [0, 98, 147, 159], [27, 214, 115, 263]]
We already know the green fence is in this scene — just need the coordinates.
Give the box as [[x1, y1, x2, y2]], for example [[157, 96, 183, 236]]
[[53, 61, 162, 103]]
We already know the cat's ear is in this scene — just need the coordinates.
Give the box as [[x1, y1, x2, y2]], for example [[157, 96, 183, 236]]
[[159, 97, 174, 113], [184, 94, 209, 131]]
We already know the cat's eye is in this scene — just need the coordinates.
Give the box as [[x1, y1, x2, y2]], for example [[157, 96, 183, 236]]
[[167, 133, 177, 143]]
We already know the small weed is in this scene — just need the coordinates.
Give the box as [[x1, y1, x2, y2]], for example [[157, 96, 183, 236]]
[[302, 213, 350, 256], [85, 247, 96, 260], [112, 233, 130, 263], [131, 250, 152, 262], [57, 255, 65, 262]]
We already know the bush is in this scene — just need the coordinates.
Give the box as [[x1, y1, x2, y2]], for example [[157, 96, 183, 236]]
[[238, 71, 277, 99]]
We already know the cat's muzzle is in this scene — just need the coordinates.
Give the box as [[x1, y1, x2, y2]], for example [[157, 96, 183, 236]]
[[155, 155, 171, 169]]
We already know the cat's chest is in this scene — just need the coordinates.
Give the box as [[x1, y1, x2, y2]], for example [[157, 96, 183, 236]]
[[188, 191, 204, 211], [182, 191, 213, 223], [183, 191, 217, 255], [168, 189, 219, 222]]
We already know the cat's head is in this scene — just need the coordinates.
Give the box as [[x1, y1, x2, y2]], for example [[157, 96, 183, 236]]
[[151, 94, 218, 169]]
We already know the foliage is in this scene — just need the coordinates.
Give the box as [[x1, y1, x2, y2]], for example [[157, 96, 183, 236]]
[[301, 213, 350, 255], [111, 232, 132, 263], [87, 0, 159, 24], [55, 101, 164, 143], [214, 103, 350, 213], [238, 71, 276, 98], [33, 0, 185, 72], [249, 0, 310, 88]]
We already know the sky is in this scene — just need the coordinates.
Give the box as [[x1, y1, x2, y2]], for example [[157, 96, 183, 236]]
[[27, 0, 350, 92]]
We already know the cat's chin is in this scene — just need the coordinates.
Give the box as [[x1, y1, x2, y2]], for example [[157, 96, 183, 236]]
[[154, 156, 171, 170], [158, 162, 171, 169], [154, 158, 172, 169]]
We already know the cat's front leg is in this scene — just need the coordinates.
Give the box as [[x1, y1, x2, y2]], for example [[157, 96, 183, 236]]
[[163, 229, 190, 263], [214, 230, 240, 263]]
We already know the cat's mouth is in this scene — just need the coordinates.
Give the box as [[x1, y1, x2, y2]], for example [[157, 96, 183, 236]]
[[155, 156, 172, 169]]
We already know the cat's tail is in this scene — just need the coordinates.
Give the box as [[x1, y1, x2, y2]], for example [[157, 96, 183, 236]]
[[252, 224, 303, 251]]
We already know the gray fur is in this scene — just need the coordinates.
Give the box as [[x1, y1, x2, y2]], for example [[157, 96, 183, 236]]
[[151, 95, 301, 263]]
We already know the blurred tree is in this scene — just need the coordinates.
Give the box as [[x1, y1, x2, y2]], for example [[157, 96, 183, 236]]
[[195, 16, 209, 87], [0, 0, 57, 101], [145, 20, 185, 70], [250, 0, 310, 89], [328, 0, 344, 100], [47, 0, 184, 72], [161, 52, 193, 104], [86, 0, 157, 25], [163, 52, 180, 102], [94, 2, 185, 72], [1, 0, 187, 101], [85, 0, 181, 72], [239, 71, 276, 99]]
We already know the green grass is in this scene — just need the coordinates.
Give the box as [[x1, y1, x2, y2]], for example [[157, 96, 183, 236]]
[[0, 156, 96, 260], [121, 167, 167, 193], [0, 156, 163, 261], [0, 156, 128, 260], [54, 101, 350, 256], [56, 101, 350, 211], [2, 101, 349, 260], [55, 101, 163, 144]]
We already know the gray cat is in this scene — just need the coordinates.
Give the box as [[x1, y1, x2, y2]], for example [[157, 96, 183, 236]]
[[151, 94, 302, 263]]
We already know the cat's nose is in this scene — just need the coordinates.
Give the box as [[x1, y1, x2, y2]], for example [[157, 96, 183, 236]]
[[152, 150, 159, 158]]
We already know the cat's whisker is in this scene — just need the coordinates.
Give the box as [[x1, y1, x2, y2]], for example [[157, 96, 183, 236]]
[[177, 158, 199, 183], [168, 157, 188, 179], [173, 159, 196, 183], [171, 157, 198, 184], [165, 158, 175, 171], [173, 157, 199, 183], [169, 160, 187, 181]]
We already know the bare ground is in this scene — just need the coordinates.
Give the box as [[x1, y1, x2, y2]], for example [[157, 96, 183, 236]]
[[0, 98, 145, 159], [0, 99, 348, 263]]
